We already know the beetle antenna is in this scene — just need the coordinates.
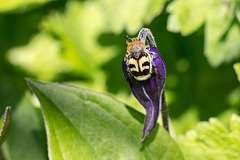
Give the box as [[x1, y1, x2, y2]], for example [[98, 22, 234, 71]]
[[125, 35, 130, 45]]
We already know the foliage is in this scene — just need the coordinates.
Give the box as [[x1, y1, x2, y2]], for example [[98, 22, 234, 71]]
[[26, 79, 184, 160], [0, 107, 11, 147], [167, 0, 240, 67], [178, 114, 240, 160], [7, 33, 70, 81], [0, 0, 239, 159]]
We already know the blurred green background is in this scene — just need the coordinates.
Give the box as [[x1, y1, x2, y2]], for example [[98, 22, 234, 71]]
[[0, 0, 239, 159]]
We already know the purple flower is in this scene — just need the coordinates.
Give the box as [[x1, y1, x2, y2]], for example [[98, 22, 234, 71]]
[[122, 28, 168, 140]]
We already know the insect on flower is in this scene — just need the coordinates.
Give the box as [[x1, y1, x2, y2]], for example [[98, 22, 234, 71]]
[[122, 28, 169, 140]]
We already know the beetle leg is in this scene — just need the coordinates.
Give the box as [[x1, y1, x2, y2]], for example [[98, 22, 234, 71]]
[[138, 28, 157, 48]]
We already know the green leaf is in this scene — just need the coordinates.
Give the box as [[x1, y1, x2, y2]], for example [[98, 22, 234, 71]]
[[1, 94, 47, 160], [0, 107, 11, 147], [167, 0, 240, 67], [42, 1, 115, 72], [95, 0, 167, 34], [167, 0, 206, 35], [167, 0, 237, 36], [0, 0, 52, 13], [26, 78, 184, 160], [205, 23, 240, 67], [41, 1, 115, 91], [204, 0, 240, 67], [178, 114, 240, 160], [233, 62, 240, 81], [7, 33, 71, 81]]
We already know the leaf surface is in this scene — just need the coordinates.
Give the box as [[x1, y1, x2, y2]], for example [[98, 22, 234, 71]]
[[167, 0, 240, 67], [178, 114, 240, 160], [27, 79, 184, 160]]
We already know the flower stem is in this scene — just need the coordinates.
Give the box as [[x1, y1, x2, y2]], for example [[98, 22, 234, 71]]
[[161, 90, 169, 133]]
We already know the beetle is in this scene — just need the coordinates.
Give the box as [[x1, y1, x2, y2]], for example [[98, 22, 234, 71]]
[[122, 28, 169, 140]]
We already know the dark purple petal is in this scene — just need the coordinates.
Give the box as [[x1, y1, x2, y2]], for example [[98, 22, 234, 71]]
[[122, 47, 166, 140]]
